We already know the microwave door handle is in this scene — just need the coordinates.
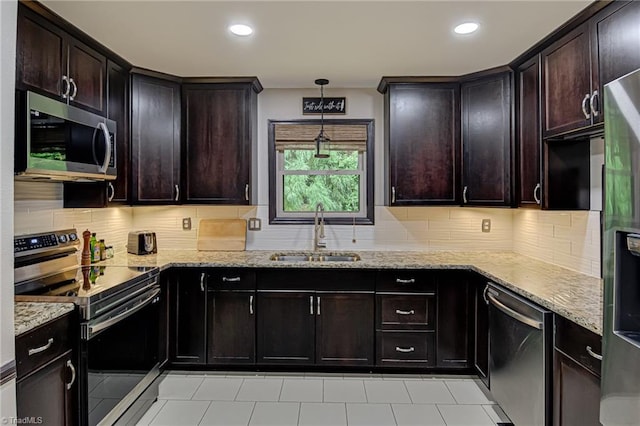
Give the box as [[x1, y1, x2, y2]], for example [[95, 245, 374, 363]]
[[97, 122, 112, 173]]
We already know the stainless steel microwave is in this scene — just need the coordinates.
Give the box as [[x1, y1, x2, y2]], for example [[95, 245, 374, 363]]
[[15, 91, 116, 181]]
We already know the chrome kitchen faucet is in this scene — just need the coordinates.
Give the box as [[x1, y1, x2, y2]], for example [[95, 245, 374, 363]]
[[314, 202, 327, 251]]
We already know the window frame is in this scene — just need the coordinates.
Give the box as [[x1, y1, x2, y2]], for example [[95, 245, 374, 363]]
[[268, 118, 375, 225]]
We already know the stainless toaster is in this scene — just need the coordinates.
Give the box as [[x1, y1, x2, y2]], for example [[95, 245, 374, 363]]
[[127, 231, 157, 255]]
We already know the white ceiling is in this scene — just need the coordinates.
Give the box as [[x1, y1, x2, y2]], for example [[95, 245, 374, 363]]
[[41, 0, 593, 89]]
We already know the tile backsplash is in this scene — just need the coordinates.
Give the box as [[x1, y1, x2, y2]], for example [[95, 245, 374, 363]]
[[14, 182, 601, 277]]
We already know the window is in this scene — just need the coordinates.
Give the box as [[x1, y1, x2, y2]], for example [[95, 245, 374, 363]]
[[269, 119, 374, 224]]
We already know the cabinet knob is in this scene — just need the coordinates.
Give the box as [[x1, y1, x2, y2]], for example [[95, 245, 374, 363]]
[[245, 184, 250, 202], [586, 345, 602, 361], [391, 186, 396, 204], [28, 338, 54, 356], [200, 273, 206, 292], [175, 184, 180, 202], [108, 182, 115, 202], [395, 309, 415, 315], [249, 295, 254, 315], [222, 277, 241, 282], [463, 186, 468, 204], [581, 93, 591, 120], [395, 346, 415, 353], [310, 296, 314, 315]]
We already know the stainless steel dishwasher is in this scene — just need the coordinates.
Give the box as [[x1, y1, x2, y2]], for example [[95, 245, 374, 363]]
[[486, 283, 552, 426]]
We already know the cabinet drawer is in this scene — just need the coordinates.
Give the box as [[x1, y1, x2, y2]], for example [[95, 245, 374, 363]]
[[376, 271, 436, 293], [376, 331, 435, 367], [16, 313, 72, 379], [554, 315, 602, 377], [207, 269, 256, 290], [377, 295, 435, 330]]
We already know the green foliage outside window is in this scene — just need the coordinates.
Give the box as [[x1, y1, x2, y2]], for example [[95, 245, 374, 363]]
[[283, 150, 360, 212]]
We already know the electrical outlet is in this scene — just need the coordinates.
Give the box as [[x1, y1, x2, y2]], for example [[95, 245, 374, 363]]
[[247, 218, 262, 231], [482, 219, 491, 233], [182, 217, 191, 230]]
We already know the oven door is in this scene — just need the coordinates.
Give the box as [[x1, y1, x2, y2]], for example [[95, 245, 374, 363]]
[[80, 286, 162, 426]]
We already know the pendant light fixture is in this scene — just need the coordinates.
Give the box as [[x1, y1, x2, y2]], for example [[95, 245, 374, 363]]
[[314, 78, 330, 158]]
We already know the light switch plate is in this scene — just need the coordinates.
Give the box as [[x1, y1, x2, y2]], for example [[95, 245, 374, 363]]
[[482, 219, 491, 233], [247, 218, 262, 231], [182, 217, 191, 230]]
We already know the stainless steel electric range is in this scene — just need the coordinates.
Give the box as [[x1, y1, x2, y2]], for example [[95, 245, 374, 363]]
[[14, 229, 164, 426]]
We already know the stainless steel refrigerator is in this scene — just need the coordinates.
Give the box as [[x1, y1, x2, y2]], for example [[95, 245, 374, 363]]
[[601, 67, 640, 426]]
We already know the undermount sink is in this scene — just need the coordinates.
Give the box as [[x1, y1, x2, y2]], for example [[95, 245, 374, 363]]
[[269, 252, 361, 262]]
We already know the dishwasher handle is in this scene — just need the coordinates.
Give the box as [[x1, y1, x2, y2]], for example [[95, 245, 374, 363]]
[[486, 290, 543, 330]]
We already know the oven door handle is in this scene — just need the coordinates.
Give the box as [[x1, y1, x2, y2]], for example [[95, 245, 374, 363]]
[[86, 288, 160, 338]]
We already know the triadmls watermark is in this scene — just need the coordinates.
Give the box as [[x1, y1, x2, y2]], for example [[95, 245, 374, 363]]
[[1, 417, 44, 425]]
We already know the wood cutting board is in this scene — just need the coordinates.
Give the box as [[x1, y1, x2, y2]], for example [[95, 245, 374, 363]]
[[197, 219, 247, 251]]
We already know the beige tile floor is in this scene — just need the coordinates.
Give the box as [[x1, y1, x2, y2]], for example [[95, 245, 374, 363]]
[[136, 372, 507, 426]]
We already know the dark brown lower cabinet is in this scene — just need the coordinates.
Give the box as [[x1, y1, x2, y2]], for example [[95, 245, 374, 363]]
[[474, 283, 489, 386], [553, 315, 602, 426], [256, 291, 316, 365], [207, 290, 255, 364], [436, 276, 471, 368], [315, 292, 374, 366], [17, 350, 76, 426], [170, 271, 207, 364]]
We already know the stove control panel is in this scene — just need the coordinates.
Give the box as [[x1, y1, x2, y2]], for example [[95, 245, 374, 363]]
[[14, 229, 79, 254]]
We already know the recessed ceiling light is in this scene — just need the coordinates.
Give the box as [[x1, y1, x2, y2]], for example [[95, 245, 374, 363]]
[[454, 22, 479, 35], [229, 24, 253, 36]]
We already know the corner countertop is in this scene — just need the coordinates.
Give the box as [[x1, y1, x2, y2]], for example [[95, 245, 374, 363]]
[[100, 249, 603, 336], [14, 302, 75, 336]]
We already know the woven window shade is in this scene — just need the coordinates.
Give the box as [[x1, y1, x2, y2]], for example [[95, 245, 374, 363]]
[[275, 124, 367, 151]]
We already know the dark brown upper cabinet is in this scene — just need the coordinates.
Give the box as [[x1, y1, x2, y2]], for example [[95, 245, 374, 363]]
[[182, 81, 261, 204], [590, 1, 640, 122], [517, 56, 542, 208], [16, 4, 105, 114], [461, 71, 513, 207], [380, 80, 460, 205], [542, 1, 640, 138], [131, 73, 181, 204]]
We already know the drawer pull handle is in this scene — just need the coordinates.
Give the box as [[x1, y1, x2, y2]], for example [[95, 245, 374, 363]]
[[222, 277, 241, 282], [395, 309, 415, 315], [66, 360, 76, 390], [28, 338, 54, 356], [395, 278, 415, 284], [586, 345, 602, 361], [395, 346, 415, 353]]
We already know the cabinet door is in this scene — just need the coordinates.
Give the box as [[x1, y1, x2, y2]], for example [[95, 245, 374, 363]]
[[591, 0, 640, 124], [67, 38, 105, 113], [462, 72, 512, 206], [315, 293, 374, 366], [387, 83, 460, 205], [183, 85, 254, 204], [542, 23, 593, 137], [474, 283, 489, 387], [437, 278, 471, 368], [517, 56, 542, 207], [256, 291, 315, 365], [16, 6, 66, 99], [17, 351, 76, 426], [131, 74, 181, 203], [208, 291, 255, 364], [106, 60, 130, 203], [171, 272, 207, 364], [553, 350, 601, 426]]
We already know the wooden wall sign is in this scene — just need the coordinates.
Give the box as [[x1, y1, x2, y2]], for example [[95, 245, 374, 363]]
[[302, 97, 346, 114]]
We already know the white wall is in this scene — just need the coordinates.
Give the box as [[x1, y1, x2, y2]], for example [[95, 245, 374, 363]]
[[1, 0, 17, 419]]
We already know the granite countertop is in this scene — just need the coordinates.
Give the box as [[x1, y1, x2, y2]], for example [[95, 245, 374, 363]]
[[14, 302, 75, 336], [101, 249, 603, 335]]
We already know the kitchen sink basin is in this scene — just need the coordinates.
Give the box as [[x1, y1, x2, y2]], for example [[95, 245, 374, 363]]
[[269, 252, 361, 262]]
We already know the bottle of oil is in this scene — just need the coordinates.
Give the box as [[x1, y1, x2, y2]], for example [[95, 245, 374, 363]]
[[90, 233, 99, 263]]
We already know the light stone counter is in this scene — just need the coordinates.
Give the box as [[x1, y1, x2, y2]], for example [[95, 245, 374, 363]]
[[100, 250, 603, 335], [14, 302, 75, 336]]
